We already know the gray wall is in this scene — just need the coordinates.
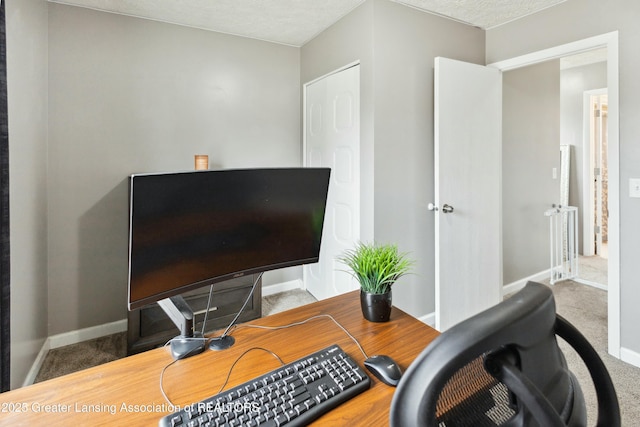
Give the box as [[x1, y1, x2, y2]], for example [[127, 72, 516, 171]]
[[487, 0, 640, 356], [560, 61, 607, 252], [6, 0, 49, 389], [502, 61, 560, 284], [302, 0, 485, 318], [370, 0, 484, 316], [301, 0, 375, 243], [47, 4, 301, 335]]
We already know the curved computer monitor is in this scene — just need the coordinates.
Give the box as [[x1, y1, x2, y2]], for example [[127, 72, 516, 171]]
[[127, 167, 331, 311]]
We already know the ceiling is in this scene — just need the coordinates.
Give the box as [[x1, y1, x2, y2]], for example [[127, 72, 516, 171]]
[[48, 0, 566, 47]]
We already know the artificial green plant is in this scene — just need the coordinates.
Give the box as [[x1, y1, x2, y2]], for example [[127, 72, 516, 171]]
[[338, 242, 413, 294]]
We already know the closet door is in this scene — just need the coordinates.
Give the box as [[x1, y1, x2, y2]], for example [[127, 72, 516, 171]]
[[303, 65, 361, 300]]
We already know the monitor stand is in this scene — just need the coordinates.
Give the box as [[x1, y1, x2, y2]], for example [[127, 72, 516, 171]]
[[157, 296, 205, 360]]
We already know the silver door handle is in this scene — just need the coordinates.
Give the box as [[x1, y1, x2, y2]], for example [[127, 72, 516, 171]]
[[428, 203, 454, 213]]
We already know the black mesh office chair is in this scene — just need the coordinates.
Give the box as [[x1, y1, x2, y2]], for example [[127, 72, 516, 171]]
[[390, 281, 620, 427]]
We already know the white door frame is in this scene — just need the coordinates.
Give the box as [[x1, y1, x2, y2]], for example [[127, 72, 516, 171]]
[[489, 31, 621, 358], [583, 88, 608, 257]]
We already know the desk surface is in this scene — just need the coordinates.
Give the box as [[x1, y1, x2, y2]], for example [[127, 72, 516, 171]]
[[0, 291, 439, 426]]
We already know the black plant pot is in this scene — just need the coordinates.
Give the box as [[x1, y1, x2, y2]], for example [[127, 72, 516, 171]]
[[360, 289, 392, 322]]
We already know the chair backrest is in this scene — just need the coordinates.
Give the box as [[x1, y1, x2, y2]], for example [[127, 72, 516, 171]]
[[389, 281, 620, 427]]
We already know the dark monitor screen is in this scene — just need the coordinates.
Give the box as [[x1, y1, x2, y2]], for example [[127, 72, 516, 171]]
[[127, 167, 331, 310]]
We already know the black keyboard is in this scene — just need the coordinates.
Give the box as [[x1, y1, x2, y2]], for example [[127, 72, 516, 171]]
[[159, 344, 371, 427]]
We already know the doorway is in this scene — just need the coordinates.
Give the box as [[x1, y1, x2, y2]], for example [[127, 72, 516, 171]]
[[490, 31, 621, 358], [577, 89, 609, 289], [590, 91, 609, 259]]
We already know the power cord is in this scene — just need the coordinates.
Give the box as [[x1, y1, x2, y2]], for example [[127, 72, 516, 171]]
[[201, 283, 216, 336], [159, 312, 370, 407], [230, 314, 369, 359], [206, 272, 264, 346], [160, 272, 266, 406], [214, 347, 284, 395], [159, 346, 284, 406], [159, 359, 180, 406], [165, 272, 263, 353]]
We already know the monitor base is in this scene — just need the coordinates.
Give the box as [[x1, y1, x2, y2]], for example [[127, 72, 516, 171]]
[[169, 332, 205, 360]]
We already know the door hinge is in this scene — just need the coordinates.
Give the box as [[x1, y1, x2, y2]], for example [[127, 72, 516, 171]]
[[595, 109, 601, 118], [595, 225, 601, 234], [594, 167, 601, 176]]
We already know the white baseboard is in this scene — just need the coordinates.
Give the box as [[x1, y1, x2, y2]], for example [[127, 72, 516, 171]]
[[419, 312, 435, 328], [620, 346, 640, 369], [23, 319, 128, 387], [262, 279, 303, 296], [22, 340, 51, 387], [503, 269, 550, 296], [415, 271, 550, 335], [573, 278, 608, 291], [48, 319, 128, 349]]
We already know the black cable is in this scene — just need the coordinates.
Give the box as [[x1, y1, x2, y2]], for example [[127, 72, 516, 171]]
[[160, 288, 371, 408], [201, 284, 215, 336], [159, 346, 284, 407], [159, 359, 180, 407], [230, 314, 369, 359], [215, 347, 284, 394], [207, 272, 263, 343]]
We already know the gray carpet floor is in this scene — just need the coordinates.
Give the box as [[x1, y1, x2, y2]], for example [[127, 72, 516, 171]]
[[34, 332, 127, 383], [577, 254, 608, 286], [33, 284, 639, 424], [551, 280, 640, 425]]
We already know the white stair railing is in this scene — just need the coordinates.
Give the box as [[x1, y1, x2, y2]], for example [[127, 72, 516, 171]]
[[544, 206, 579, 284]]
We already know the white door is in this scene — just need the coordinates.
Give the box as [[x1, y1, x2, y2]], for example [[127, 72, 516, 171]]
[[303, 65, 360, 300], [434, 57, 502, 331]]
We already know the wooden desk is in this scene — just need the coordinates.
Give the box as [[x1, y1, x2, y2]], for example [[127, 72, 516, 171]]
[[0, 291, 439, 426]]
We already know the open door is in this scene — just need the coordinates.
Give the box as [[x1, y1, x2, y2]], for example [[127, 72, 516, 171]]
[[433, 57, 502, 331]]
